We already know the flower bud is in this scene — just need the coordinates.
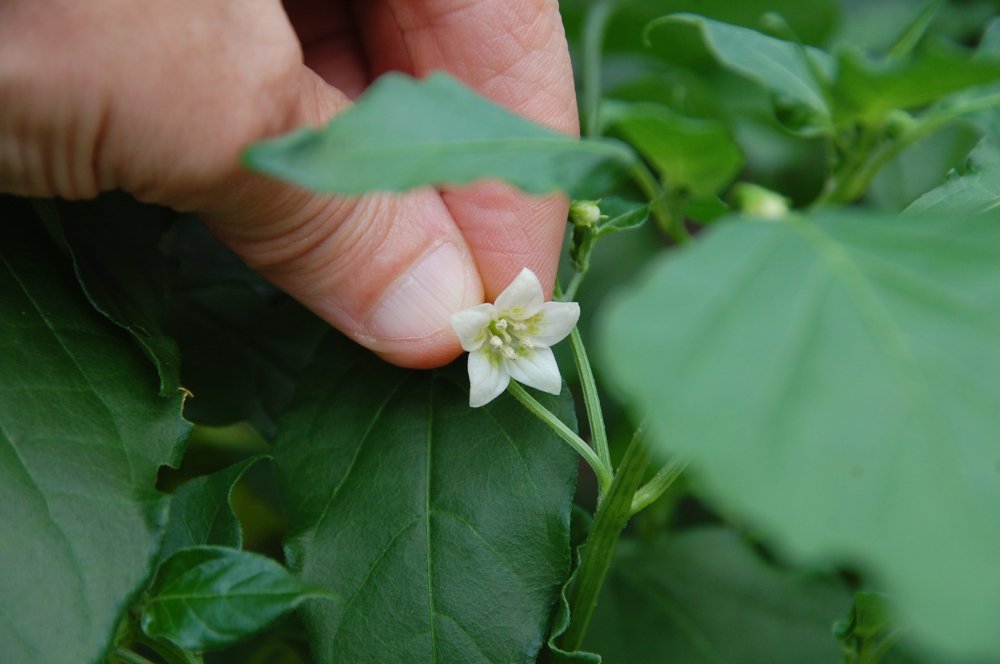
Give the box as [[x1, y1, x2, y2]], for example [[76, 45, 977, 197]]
[[732, 183, 790, 220], [569, 199, 603, 228]]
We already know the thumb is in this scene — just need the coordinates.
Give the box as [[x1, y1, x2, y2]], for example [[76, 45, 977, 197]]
[[200, 71, 484, 369]]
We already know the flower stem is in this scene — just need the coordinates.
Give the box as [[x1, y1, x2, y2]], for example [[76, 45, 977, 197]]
[[558, 426, 651, 652], [560, 271, 585, 302], [630, 457, 688, 516], [507, 382, 613, 494]]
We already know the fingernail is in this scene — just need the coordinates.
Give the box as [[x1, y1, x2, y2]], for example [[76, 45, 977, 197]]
[[367, 243, 476, 341]]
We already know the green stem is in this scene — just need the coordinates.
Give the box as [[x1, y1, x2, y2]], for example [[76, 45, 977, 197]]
[[630, 457, 688, 516], [134, 635, 203, 664], [114, 649, 158, 664], [629, 162, 688, 243], [560, 271, 585, 302], [568, 327, 610, 472], [850, 92, 1000, 195], [581, 0, 614, 138], [815, 92, 1000, 207], [507, 382, 612, 494], [558, 427, 652, 652]]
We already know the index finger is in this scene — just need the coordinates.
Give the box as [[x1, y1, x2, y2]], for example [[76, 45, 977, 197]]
[[357, 0, 579, 299]]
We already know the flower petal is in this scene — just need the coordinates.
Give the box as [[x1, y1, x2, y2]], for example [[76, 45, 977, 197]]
[[505, 346, 562, 395], [531, 301, 580, 347], [468, 350, 510, 407], [450, 303, 494, 351], [494, 267, 544, 319]]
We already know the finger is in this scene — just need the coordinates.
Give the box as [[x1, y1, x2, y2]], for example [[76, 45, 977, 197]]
[[0, 1, 484, 368], [201, 70, 484, 369], [357, 0, 579, 300]]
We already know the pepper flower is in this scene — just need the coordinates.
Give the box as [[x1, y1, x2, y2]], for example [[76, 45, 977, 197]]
[[450, 267, 580, 407]]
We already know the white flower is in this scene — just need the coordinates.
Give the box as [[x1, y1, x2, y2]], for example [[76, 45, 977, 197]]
[[450, 268, 580, 407]]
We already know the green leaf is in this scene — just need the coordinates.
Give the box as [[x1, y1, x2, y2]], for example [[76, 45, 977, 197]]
[[160, 456, 268, 562], [561, 0, 840, 71], [273, 335, 578, 663], [604, 102, 744, 196], [646, 14, 834, 122], [585, 528, 851, 663], [244, 72, 636, 198], [833, 44, 1000, 122], [141, 546, 328, 651], [906, 138, 1000, 215], [36, 195, 182, 395], [596, 196, 650, 237], [164, 219, 327, 438], [599, 210, 1000, 659], [0, 200, 190, 663]]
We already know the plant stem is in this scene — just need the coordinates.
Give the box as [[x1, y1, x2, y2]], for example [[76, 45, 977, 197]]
[[581, 0, 614, 138], [813, 92, 1000, 208], [629, 162, 688, 243], [558, 427, 652, 652], [507, 382, 613, 494], [134, 635, 203, 664], [560, 271, 585, 302], [630, 456, 688, 516], [115, 649, 158, 664], [567, 327, 611, 472]]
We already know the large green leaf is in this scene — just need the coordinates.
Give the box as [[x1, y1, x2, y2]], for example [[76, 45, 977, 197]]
[[646, 14, 835, 123], [273, 335, 578, 663], [907, 138, 1000, 215], [244, 72, 636, 198], [833, 45, 1000, 122], [141, 546, 329, 651], [599, 210, 1000, 658], [585, 528, 851, 663], [164, 219, 326, 438], [0, 201, 190, 663], [159, 456, 268, 562]]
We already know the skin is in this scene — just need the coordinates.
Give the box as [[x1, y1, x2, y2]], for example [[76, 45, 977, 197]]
[[0, 0, 579, 368]]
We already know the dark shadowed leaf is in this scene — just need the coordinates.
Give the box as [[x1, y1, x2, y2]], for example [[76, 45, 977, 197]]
[[244, 72, 636, 198], [36, 195, 181, 395], [273, 335, 578, 663], [0, 200, 190, 663], [165, 219, 327, 438], [141, 546, 329, 651], [599, 209, 1000, 659]]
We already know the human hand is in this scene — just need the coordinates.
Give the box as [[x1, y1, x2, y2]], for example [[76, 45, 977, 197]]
[[0, 0, 578, 368]]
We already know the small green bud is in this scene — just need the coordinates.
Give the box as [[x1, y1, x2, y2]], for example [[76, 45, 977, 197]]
[[732, 183, 791, 220], [569, 199, 603, 228]]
